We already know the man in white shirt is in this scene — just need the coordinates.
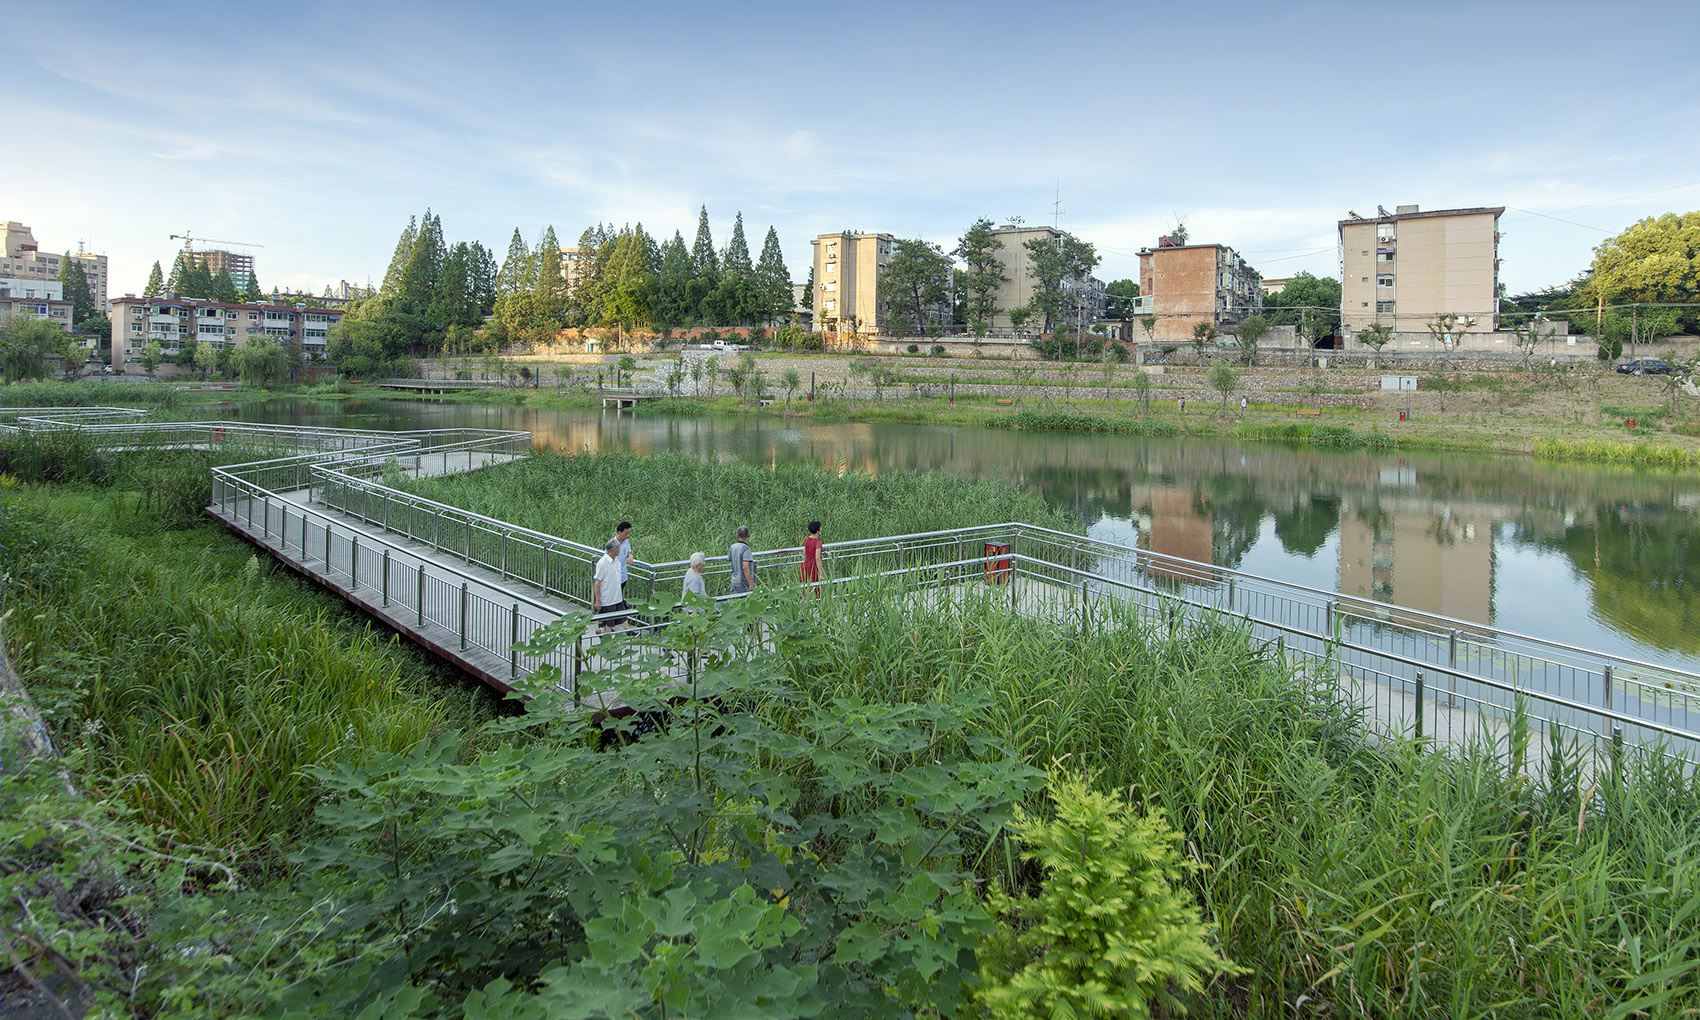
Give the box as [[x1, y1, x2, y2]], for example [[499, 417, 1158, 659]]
[[592, 538, 627, 632]]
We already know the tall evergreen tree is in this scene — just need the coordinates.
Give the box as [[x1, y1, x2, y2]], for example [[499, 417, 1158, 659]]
[[690, 205, 719, 279], [398, 210, 446, 309], [183, 257, 215, 300], [210, 268, 240, 304], [722, 212, 752, 276], [604, 224, 656, 326], [655, 231, 693, 329], [165, 252, 188, 295], [495, 229, 533, 297], [428, 242, 474, 328], [467, 241, 499, 317], [57, 255, 96, 326], [532, 226, 566, 329], [754, 226, 792, 325], [144, 261, 165, 297], [381, 216, 419, 296]]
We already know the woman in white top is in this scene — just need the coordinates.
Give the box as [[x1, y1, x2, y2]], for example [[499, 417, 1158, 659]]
[[681, 551, 708, 612]]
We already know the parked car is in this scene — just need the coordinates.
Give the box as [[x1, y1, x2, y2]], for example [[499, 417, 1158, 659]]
[[1616, 359, 1671, 375]]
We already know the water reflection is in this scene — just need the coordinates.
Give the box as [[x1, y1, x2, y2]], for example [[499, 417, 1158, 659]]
[[235, 398, 1700, 669]]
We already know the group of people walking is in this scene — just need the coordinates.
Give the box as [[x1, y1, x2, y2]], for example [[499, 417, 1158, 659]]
[[591, 520, 826, 630]]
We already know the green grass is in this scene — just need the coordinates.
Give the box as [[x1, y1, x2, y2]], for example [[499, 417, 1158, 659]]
[[0, 477, 498, 867], [394, 448, 1076, 559], [778, 580, 1700, 1018]]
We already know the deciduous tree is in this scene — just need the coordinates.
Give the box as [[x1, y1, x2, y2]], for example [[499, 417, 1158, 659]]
[[955, 218, 1005, 338], [1, 316, 78, 381], [883, 238, 953, 339], [1022, 233, 1099, 336], [1357, 322, 1394, 369], [1234, 315, 1269, 367]]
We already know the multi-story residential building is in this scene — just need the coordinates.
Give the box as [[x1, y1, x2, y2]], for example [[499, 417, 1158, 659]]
[[1134, 237, 1263, 341], [986, 225, 1107, 334], [1338, 205, 1502, 334], [986, 224, 1115, 333], [3, 220, 110, 310], [186, 248, 256, 292], [1, 278, 78, 339], [108, 294, 344, 375], [558, 247, 595, 298], [811, 232, 893, 335]]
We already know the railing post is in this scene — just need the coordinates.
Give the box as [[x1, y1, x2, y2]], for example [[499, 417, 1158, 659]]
[[1602, 665, 1621, 742], [417, 565, 425, 626], [325, 522, 332, 567], [1324, 599, 1335, 638], [1080, 579, 1088, 631], [1009, 534, 1019, 612], [1414, 670, 1426, 742], [460, 581, 469, 650], [543, 548, 550, 595], [382, 549, 391, 606], [510, 603, 520, 679], [501, 532, 508, 579], [351, 535, 359, 588], [1226, 576, 1235, 611], [263, 498, 270, 539], [1448, 628, 1459, 707], [573, 635, 584, 708]]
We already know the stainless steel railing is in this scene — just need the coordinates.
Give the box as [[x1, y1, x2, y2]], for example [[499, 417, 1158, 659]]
[[22, 415, 1700, 759]]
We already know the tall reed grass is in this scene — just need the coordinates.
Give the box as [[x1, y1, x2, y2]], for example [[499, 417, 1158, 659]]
[[1, 485, 497, 865], [397, 448, 1075, 559], [764, 578, 1700, 1018]]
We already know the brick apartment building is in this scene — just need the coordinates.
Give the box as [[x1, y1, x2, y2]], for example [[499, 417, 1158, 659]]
[[1134, 237, 1263, 342]]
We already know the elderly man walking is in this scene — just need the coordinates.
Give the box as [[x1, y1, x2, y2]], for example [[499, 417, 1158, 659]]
[[592, 537, 628, 632]]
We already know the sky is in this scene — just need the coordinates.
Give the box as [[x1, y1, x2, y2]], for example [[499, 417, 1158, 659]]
[[7, 0, 1699, 302]]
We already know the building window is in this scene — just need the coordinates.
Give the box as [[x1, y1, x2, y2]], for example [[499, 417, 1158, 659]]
[[248, 312, 258, 320], [1376, 225, 1395, 242], [131, 323, 143, 333], [1376, 301, 1395, 314], [1376, 275, 1394, 288], [1377, 251, 1395, 263]]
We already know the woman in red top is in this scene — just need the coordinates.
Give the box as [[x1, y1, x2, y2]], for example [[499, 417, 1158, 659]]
[[800, 520, 824, 594]]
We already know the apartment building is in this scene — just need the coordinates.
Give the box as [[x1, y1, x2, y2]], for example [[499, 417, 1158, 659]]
[[1, 278, 78, 339], [811, 231, 893, 335], [109, 294, 343, 375], [1339, 205, 1502, 334], [1134, 237, 1263, 342], [188, 248, 256, 292], [987, 224, 1107, 334], [558, 247, 595, 297], [3, 220, 110, 309]]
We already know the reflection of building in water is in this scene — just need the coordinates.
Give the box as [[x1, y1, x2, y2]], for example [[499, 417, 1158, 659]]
[[1339, 504, 1494, 624], [1133, 485, 1216, 582]]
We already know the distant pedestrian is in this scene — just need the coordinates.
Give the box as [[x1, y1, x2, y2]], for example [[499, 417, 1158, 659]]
[[728, 526, 757, 595], [1178, 396, 1185, 413], [592, 538, 627, 631], [681, 551, 708, 613], [614, 521, 633, 586], [1240, 396, 1247, 412], [800, 520, 825, 595]]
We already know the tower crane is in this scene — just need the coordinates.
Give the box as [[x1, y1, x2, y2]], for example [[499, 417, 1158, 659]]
[[169, 232, 264, 251]]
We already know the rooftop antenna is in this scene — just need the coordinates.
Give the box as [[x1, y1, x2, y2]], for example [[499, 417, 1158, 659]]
[[1053, 181, 1061, 231]]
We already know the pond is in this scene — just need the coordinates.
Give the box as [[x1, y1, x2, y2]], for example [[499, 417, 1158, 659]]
[[235, 397, 1700, 673]]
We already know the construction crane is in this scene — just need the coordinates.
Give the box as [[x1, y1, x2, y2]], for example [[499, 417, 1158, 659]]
[[169, 232, 264, 251]]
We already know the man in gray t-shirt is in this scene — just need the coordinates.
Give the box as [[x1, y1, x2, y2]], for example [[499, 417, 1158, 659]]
[[728, 525, 756, 594]]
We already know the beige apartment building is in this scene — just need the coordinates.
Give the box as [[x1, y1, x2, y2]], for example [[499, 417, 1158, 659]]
[[811, 231, 892, 336], [558, 247, 595, 297], [1339, 205, 1502, 334], [109, 294, 344, 375], [985, 224, 1107, 334], [3, 220, 110, 310], [1134, 238, 1263, 342]]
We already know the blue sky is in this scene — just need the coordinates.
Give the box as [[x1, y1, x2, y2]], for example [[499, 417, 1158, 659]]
[[8, 1, 1698, 301]]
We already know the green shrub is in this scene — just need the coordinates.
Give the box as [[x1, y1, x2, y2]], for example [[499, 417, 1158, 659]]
[[975, 771, 1242, 1018]]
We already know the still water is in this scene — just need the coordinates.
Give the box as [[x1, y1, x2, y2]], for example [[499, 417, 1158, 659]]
[[238, 398, 1700, 673]]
